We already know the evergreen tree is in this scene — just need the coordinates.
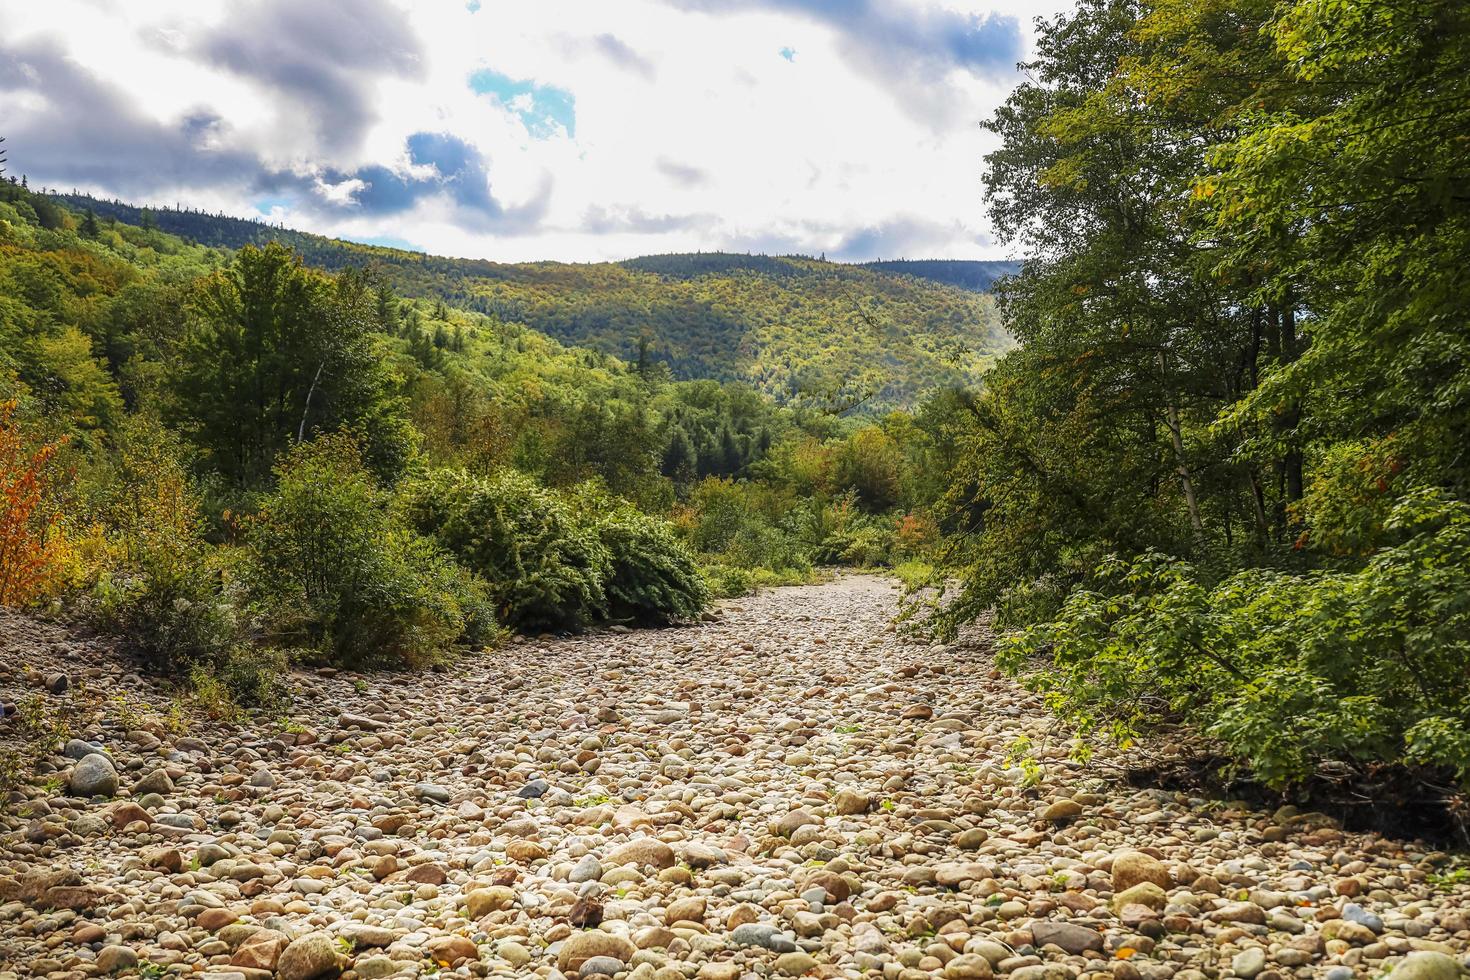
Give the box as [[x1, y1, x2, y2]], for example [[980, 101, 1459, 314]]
[[661, 427, 697, 484]]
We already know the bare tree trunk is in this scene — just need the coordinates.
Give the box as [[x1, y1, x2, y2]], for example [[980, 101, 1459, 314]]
[[298, 359, 326, 444]]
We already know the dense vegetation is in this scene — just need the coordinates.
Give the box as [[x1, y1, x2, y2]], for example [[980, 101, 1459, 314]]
[[12, 0, 1460, 805], [0, 180, 950, 711], [918, 0, 1470, 798], [48, 195, 1010, 412]]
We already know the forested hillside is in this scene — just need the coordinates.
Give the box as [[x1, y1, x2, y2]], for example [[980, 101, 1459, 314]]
[[916, 0, 1470, 805], [859, 258, 1018, 292], [49, 194, 1009, 410], [0, 181, 958, 718]]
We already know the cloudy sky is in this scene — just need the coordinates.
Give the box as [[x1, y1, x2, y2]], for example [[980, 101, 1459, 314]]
[[0, 0, 1062, 262]]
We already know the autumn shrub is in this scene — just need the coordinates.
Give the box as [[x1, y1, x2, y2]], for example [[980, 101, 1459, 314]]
[[246, 435, 495, 667], [399, 468, 609, 632], [0, 399, 69, 607], [999, 490, 1470, 789], [79, 418, 273, 703]]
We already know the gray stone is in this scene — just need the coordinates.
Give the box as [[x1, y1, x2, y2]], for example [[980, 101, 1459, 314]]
[[579, 955, 626, 978], [63, 738, 103, 760], [730, 923, 798, 953], [1232, 947, 1266, 979], [1344, 902, 1384, 933], [1030, 920, 1104, 955], [517, 778, 550, 799], [570, 854, 603, 883], [276, 932, 341, 980], [131, 769, 173, 796], [69, 753, 118, 798], [415, 782, 451, 803]]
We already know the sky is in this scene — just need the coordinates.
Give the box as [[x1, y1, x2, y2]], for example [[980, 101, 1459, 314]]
[[0, 0, 1065, 263]]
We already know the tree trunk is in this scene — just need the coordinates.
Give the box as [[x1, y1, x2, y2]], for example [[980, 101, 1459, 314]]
[[1158, 351, 1204, 539], [298, 359, 326, 444]]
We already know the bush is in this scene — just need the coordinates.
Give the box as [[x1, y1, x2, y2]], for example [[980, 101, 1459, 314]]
[[93, 554, 238, 674], [680, 477, 811, 575], [569, 484, 707, 623], [246, 436, 494, 666], [0, 399, 69, 607], [400, 468, 609, 632], [999, 490, 1470, 789], [701, 563, 755, 598], [795, 492, 895, 567], [187, 647, 290, 718], [892, 560, 936, 591]]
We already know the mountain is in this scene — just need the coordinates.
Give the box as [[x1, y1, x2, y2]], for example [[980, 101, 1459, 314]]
[[51, 194, 1011, 409], [858, 259, 1019, 292]]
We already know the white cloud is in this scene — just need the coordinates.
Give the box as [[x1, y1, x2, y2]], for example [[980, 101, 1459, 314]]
[[0, 0, 1055, 261]]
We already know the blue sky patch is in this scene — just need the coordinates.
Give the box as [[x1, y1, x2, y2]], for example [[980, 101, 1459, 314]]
[[344, 233, 424, 252], [779, 46, 797, 62], [252, 196, 293, 214], [468, 68, 575, 139]]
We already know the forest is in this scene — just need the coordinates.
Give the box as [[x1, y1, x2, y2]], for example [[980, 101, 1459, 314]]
[[48, 194, 1012, 413], [0, 179, 952, 717], [921, 0, 1470, 804]]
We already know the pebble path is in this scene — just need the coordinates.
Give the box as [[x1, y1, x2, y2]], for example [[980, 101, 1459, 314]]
[[2, 575, 1467, 980]]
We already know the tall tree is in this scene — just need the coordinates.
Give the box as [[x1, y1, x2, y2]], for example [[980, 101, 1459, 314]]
[[169, 244, 413, 486]]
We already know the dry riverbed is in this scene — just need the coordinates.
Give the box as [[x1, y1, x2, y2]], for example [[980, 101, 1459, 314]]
[[1, 575, 1467, 980]]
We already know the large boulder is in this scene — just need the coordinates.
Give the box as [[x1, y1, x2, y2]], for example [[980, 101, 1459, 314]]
[[1110, 850, 1170, 892], [276, 932, 341, 980], [69, 754, 118, 798], [1030, 920, 1104, 954], [231, 930, 287, 971], [1386, 953, 1463, 980], [557, 930, 635, 973], [605, 837, 675, 869]]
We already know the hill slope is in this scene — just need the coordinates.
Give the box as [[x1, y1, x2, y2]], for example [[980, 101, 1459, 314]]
[[858, 258, 1018, 292], [52, 194, 1011, 410]]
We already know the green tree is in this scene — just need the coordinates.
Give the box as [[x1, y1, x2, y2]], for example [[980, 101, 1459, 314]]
[[169, 243, 414, 486]]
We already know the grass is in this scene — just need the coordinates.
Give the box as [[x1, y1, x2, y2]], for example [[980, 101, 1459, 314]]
[[892, 560, 936, 590], [0, 694, 75, 802]]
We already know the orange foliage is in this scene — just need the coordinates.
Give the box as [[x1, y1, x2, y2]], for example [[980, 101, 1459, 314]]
[[894, 512, 937, 554], [0, 401, 69, 606]]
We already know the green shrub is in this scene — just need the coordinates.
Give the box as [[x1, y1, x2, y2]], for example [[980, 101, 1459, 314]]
[[400, 468, 609, 632], [569, 484, 706, 623], [92, 554, 238, 675], [187, 647, 290, 718], [892, 560, 936, 591], [83, 418, 243, 679], [701, 564, 755, 598], [681, 477, 811, 575], [1000, 490, 1470, 789], [246, 436, 494, 666], [795, 492, 894, 567]]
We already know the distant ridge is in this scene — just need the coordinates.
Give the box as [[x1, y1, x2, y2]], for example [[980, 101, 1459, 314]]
[[858, 258, 1018, 292], [47, 192, 1011, 408], [49, 194, 1017, 291]]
